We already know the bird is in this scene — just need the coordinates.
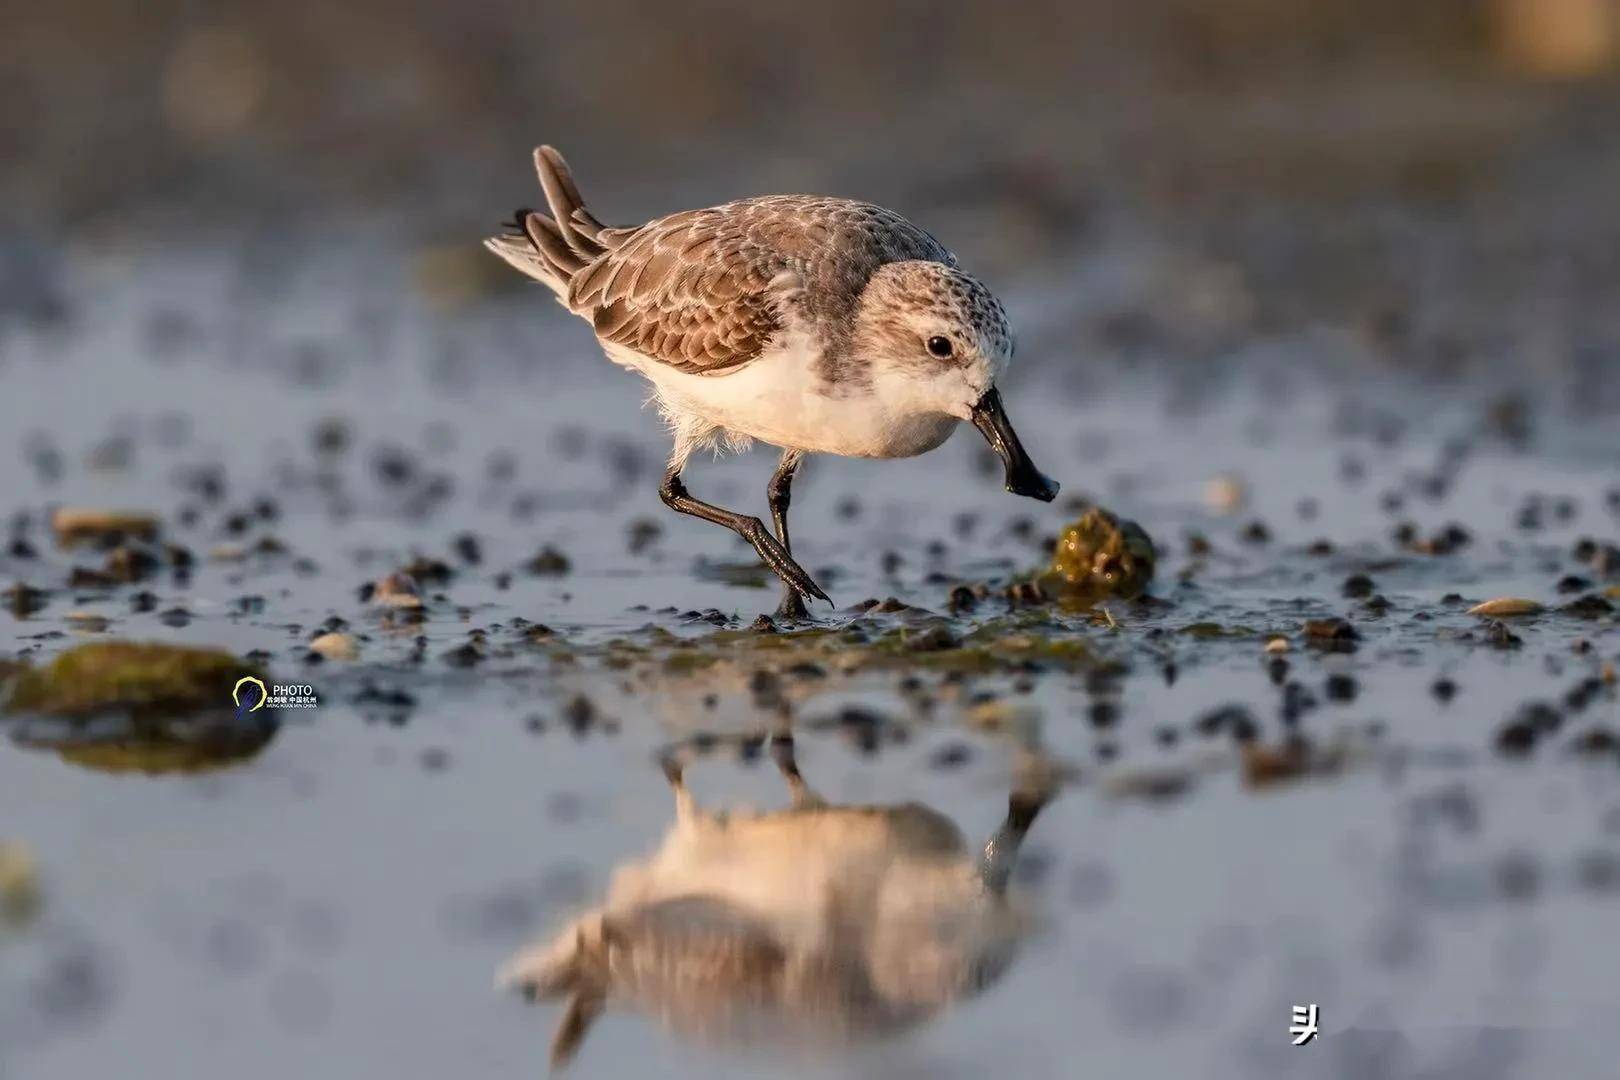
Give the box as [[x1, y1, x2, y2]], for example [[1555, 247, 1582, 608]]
[[486, 147, 1059, 619], [497, 730, 1053, 1069]]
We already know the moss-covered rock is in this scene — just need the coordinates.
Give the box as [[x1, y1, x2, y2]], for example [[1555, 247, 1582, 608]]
[[2, 642, 277, 775], [1043, 507, 1156, 600], [5, 642, 254, 719]]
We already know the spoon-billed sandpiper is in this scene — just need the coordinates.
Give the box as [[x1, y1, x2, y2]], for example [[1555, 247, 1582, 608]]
[[487, 147, 1059, 619]]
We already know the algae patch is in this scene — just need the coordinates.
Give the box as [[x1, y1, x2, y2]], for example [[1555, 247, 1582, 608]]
[[3, 641, 278, 775], [6, 642, 255, 719]]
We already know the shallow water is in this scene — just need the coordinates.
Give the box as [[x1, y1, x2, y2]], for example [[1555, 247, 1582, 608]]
[[2, 235, 1619, 1080]]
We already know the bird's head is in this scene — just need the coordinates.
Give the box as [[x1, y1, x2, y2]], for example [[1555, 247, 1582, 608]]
[[854, 261, 1059, 501]]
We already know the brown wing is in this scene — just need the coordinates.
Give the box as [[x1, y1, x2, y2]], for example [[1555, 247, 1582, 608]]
[[568, 197, 955, 376]]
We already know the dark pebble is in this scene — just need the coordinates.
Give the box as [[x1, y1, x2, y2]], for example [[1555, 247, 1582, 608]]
[[452, 533, 483, 564], [1342, 574, 1375, 598], [1432, 677, 1458, 703], [1484, 620, 1523, 649], [441, 642, 483, 667], [1303, 617, 1359, 643], [563, 695, 596, 736], [1195, 705, 1256, 738], [906, 625, 959, 652], [1570, 728, 1618, 756], [1495, 720, 1537, 755], [525, 546, 571, 576], [1324, 674, 1358, 702], [1562, 594, 1614, 619]]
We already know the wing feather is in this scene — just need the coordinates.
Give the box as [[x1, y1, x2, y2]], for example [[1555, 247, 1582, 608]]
[[565, 196, 955, 376]]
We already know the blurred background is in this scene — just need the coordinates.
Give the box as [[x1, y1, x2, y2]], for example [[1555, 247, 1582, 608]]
[[3, 0, 1619, 397]]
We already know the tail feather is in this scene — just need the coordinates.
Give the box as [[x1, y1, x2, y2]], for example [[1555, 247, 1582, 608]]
[[485, 145, 619, 301], [534, 146, 605, 260]]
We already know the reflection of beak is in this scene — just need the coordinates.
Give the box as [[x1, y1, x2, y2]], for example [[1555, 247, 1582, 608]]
[[970, 387, 1060, 502]]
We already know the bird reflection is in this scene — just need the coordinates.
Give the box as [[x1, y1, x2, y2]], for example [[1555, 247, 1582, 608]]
[[500, 732, 1053, 1069]]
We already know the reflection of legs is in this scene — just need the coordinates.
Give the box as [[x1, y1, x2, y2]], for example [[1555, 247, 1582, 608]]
[[766, 450, 810, 620], [770, 728, 824, 809], [659, 748, 698, 823], [978, 785, 1051, 894], [660, 464, 828, 606]]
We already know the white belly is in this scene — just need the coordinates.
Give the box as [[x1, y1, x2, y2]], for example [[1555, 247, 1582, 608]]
[[606, 340, 960, 459]]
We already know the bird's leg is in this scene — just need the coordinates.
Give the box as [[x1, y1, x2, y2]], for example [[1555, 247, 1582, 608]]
[[766, 450, 809, 620], [659, 465, 829, 606], [769, 727, 824, 809]]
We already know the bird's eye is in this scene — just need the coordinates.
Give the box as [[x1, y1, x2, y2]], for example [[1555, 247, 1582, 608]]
[[926, 336, 954, 359]]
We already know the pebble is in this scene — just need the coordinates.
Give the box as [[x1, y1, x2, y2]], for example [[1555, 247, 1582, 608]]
[[1341, 574, 1375, 598], [371, 572, 424, 609], [1467, 597, 1543, 617], [526, 546, 571, 576], [51, 508, 159, 547], [308, 632, 358, 661], [1303, 617, 1359, 643], [1483, 620, 1523, 649], [1324, 673, 1358, 702], [1203, 475, 1246, 514]]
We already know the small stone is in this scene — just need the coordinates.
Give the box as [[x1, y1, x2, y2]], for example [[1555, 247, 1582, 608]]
[[1341, 574, 1375, 599], [5, 583, 47, 617], [308, 632, 358, 661], [1203, 475, 1246, 515], [1303, 618, 1358, 642], [51, 508, 159, 547], [1323, 673, 1358, 702], [1495, 720, 1537, 755], [1483, 620, 1523, 649], [905, 625, 959, 652], [1562, 594, 1614, 618], [372, 572, 423, 609], [526, 546, 571, 576], [1467, 597, 1543, 617], [63, 611, 111, 632]]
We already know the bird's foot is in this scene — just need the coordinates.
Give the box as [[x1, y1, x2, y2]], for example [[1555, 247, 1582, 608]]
[[740, 520, 830, 606]]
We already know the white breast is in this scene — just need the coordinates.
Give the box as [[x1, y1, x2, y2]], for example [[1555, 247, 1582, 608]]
[[604, 335, 960, 460]]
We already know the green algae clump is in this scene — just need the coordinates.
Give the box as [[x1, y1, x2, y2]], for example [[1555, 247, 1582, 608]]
[[3, 642, 277, 775], [1044, 507, 1156, 600], [6, 642, 254, 719]]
